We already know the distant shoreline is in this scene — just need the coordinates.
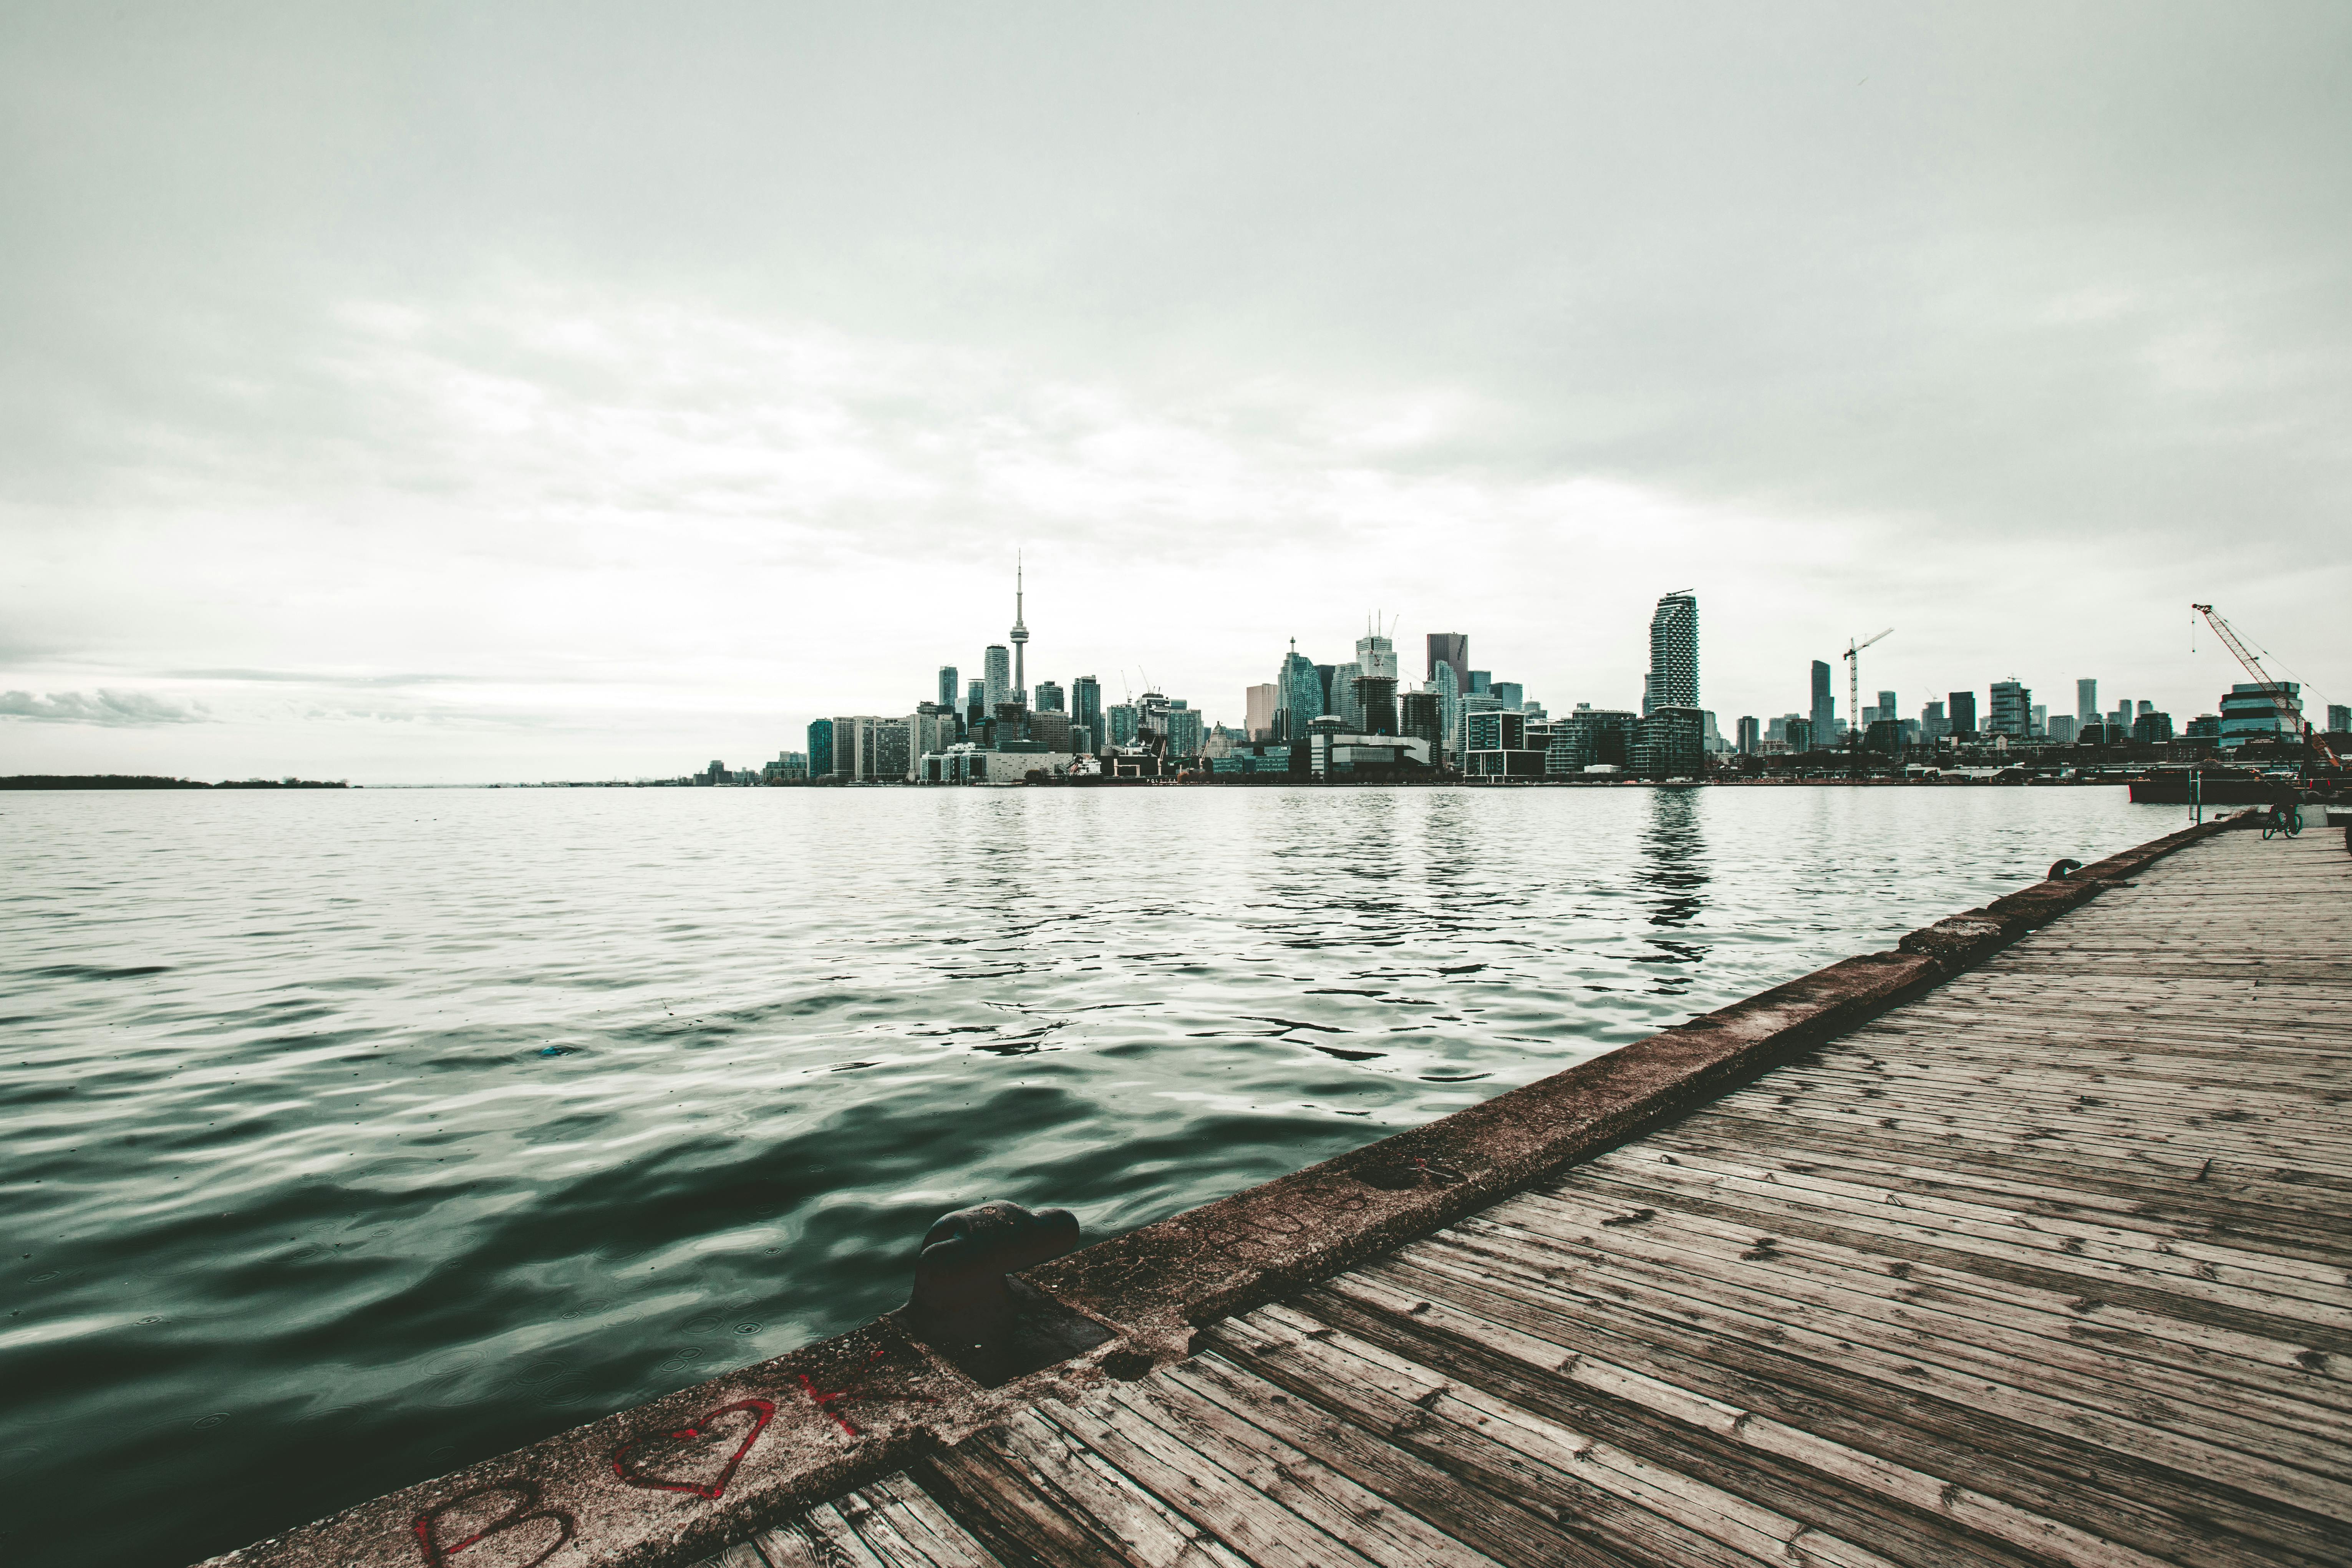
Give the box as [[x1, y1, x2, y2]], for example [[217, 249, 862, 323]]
[[0, 775, 351, 790]]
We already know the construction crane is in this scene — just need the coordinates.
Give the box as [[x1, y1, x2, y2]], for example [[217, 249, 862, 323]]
[[2192, 603, 2340, 770], [1843, 628, 1892, 757]]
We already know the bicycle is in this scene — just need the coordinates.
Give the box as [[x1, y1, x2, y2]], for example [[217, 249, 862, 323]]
[[2261, 801, 2304, 839]]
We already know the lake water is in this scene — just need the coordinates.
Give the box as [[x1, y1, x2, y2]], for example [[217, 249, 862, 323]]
[[0, 784, 2183, 1566]]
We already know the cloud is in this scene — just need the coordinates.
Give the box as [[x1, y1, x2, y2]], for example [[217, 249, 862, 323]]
[[0, 689, 211, 726]]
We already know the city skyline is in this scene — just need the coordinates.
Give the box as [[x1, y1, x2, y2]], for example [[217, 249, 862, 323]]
[[3, 6, 2346, 783]]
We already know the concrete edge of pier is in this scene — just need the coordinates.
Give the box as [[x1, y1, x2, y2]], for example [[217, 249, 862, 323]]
[[198, 810, 2249, 1568]]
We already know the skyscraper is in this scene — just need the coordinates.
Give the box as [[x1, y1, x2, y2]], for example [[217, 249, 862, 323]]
[[1736, 715, 1761, 754], [1245, 683, 1277, 739], [983, 645, 1011, 714], [2077, 678, 2098, 727], [1949, 690, 1977, 735], [1644, 592, 1698, 716], [1810, 660, 1835, 746], [1008, 554, 1030, 705], [1071, 676, 1103, 750], [937, 666, 959, 709], [807, 718, 834, 779], [965, 678, 986, 730], [1276, 643, 1323, 741], [1427, 633, 1469, 696], [1034, 680, 1065, 713], [1989, 680, 2031, 737], [1352, 625, 1397, 736]]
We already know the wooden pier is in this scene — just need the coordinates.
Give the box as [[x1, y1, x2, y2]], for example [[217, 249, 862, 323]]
[[703, 823, 2352, 1568]]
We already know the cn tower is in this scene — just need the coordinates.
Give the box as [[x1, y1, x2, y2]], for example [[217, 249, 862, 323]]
[[1009, 551, 1029, 706]]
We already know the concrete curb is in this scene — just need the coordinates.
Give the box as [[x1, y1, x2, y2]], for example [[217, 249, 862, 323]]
[[199, 811, 2243, 1568]]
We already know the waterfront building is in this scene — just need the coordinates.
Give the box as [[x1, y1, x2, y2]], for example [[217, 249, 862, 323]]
[[1785, 717, 1814, 752], [807, 718, 834, 779], [1643, 592, 1699, 718], [1427, 633, 1469, 697], [966, 678, 986, 730], [991, 701, 1029, 746], [1071, 676, 1103, 751], [2331, 704, 2351, 734], [2219, 681, 2301, 748], [1434, 662, 1462, 767], [1988, 681, 2031, 738], [2077, 678, 2098, 727], [983, 645, 1012, 714], [1948, 690, 1979, 736], [1920, 700, 1948, 741], [1865, 719, 1903, 753], [1034, 680, 1065, 713], [1008, 555, 1030, 705], [1070, 725, 1093, 756], [1306, 715, 1432, 779], [1700, 710, 1725, 754], [1315, 664, 1338, 714], [1108, 703, 1139, 748], [912, 704, 960, 763], [1353, 674, 1399, 736], [1030, 711, 1073, 753], [1544, 706, 1637, 774], [922, 743, 1076, 784], [2031, 704, 2048, 737], [1401, 690, 1442, 755], [1811, 661, 1835, 746], [1245, 683, 1277, 739], [937, 666, 959, 709], [1164, 704, 1205, 759], [1331, 659, 1364, 729], [1276, 644, 1324, 741], [1492, 681, 1524, 711], [1766, 716, 1788, 745], [1634, 707, 1706, 778], [2186, 714, 2221, 741], [2133, 711, 2175, 744], [1736, 715, 1760, 755], [832, 715, 913, 781], [2048, 714, 2077, 744], [1465, 708, 1527, 753]]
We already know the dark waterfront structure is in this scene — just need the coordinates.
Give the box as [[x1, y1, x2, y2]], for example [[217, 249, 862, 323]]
[[805, 718, 834, 779], [1735, 714, 1760, 754], [1633, 705, 1706, 777], [1399, 690, 1441, 754], [1810, 658, 1835, 747]]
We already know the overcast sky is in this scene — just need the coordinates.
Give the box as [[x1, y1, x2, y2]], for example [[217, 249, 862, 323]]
[[3, 2, 2345, 781]]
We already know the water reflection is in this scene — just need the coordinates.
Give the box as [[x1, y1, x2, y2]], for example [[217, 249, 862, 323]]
[[1639, 788, 1710, 985]]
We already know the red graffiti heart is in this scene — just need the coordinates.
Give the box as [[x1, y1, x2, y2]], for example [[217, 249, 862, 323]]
[[610, 1397, 776, 1500], [411, 1480, 575, 1568]]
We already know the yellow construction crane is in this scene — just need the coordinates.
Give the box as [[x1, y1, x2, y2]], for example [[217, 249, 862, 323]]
[[2191, 604, 2339, 770]]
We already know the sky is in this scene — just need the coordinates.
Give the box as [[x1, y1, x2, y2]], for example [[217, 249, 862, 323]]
[[2, 2, 2346, 782]]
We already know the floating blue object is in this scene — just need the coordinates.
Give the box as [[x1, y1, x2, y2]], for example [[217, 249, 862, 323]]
[[538, 1045, 578, 1057]]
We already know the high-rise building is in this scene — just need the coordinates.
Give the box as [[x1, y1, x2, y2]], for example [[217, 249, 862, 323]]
[[1921, 700, 1948, 741], [1468, 670, 1492, 696], [2219, 681, 2301, 748], [2031, 704, 2048, 737], [1107, 703, 1139, 747], [832, 715, 913, 781], [1735, 715, 1761, 755], [2048, 714, 2078, 744], [1353, 673, 1398, 736], [2077, 678, 2098, 727], [1786, 717, 1814, 752], [965, 678, 986, 730], [1492, 681, 1524, 711], [1164, 704, 1204, 758], [937, 666, 959, 709], [1427, 633, 1469, 696], [1276, 643, 1323, 741], [1432, 661, 1462, 766], [807, 718, 834, 779], [1030, 711, 1072, 753], [1071, 676, 1103, 749], [1948, 690, 1978, 736], [1400, 691, 1442, 754], [983, 645, 1011, 714], [1331, 660, 1363, 729], [1811, 661, 1835, 746], [1355, 626, 1399, 681], [1245, 683, 1277, 739], [912, 704, 960, 762], [1634, 708, 1705, 778], [1988, 680, 2031, 737], [1034, 680, 1065, 713], [1876, 690, 1895, 723], [1008, 554, 1030, 705], [1644, 592, 1699, 716], [1314, 664, 1337, 714], [2330, 704, 2350, 733]]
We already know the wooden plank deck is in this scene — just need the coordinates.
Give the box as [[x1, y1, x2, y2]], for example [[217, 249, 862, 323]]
[[703, 822, 2352, 1568]]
